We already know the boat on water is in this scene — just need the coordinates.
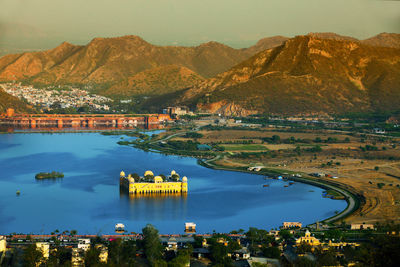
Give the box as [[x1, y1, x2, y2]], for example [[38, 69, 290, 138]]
[[263, 184, 270, 187], [289, 182, 295, 185], [284, 185, 289, 187]]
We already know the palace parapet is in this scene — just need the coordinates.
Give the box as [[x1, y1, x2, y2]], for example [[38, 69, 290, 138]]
[[120, 170, 188, 194]]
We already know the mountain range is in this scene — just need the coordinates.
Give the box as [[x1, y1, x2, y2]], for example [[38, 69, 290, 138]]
[[177, 35, 400, 116], [0, 35, 285, 96], [0, 32, 399, 115]]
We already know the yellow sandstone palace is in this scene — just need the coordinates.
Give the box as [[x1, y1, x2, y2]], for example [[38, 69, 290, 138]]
[[120, 170, 188, 194]]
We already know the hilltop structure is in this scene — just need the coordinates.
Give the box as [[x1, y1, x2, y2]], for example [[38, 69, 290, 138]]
[[120, 170, 188, 194]]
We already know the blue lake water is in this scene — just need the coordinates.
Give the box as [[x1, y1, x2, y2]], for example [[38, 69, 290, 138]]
[[0, 133, 347, 235]]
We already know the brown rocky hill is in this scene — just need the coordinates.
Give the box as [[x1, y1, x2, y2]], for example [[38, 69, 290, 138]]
[[0, 35, 286, 97], [177, 35, 400, 116], [0, 42, 80, 81], [307, 32, 358, 42], [307, 32, 400, 48], [0, 88, 34, 113], [241, 36, 289, 56], [362, 33, 400, 48], [104, 65, 204, 97]]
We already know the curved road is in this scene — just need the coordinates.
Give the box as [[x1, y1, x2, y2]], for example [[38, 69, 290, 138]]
[[202, 156, 357, 224]]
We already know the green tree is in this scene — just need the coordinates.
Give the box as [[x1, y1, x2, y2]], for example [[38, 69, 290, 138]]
[[246, 227, 273, 254], [209, 242, 232, 266], [48, 246, 72, 266], [271, 135, 281, 144], [296, 242, 313, 254], [295, 256, 316, 267], [23, 244, 43, 267], [142, 224, 163, 265], [193, 235, 204, 248], [227, 240, 241, 253], [168, 248, 191, 267], [316, 249, 338, 267], [108, 238, 138, 266], [262, 246, 281, 259], [278, 229, 293, 241], [84, 246, 100, 267], [325, 229, 342, 241]]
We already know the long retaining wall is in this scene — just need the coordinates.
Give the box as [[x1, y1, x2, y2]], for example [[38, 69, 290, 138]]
[[0, 110, 171, 128]]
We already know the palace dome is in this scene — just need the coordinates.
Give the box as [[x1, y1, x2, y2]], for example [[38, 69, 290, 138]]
[[154, 176, 163, 183], [120, 171, 126, 177], [182, 176, 188, 183], [171, 170, 176, 176], [144, 170, 154, 177]]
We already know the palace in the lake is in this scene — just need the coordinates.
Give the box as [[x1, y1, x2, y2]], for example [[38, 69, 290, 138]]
[[119, 170, 188, 194]]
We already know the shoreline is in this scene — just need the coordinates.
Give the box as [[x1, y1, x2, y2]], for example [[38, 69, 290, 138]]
[[198, 158, 362, 224]]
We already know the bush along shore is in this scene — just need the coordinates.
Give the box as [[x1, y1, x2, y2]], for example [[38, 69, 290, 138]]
[[35, 171, 64, 179]]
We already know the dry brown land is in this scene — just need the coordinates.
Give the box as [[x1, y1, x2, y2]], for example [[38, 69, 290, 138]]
[[170, 126, 400, 224]]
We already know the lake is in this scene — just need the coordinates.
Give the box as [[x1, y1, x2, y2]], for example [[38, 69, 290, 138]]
[[0, 132, 346, 234]]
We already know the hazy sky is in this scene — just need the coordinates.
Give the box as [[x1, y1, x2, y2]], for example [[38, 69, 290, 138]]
[[0, 0, 399, 48]]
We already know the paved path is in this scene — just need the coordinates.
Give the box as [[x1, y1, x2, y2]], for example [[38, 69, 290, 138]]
[[311, 180, 356, 223]]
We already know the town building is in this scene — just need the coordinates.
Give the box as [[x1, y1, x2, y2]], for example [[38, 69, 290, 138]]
[[373, 128, 386, 134], [283, 222, 302, 229], [193, 248, 210, 259], [71, 248, 85, 267], [77, 239, 91, 252], [95, 244, 108, 263], [36, 242, 50, 258], [166, 237, 178, 251], [164, 106, 189, 117], [350, 223, 374, 230], [322, 240, 360, 251], [0, 236, 6, 253], [296, 230, 321, 246], [228, 247, 251, 260]]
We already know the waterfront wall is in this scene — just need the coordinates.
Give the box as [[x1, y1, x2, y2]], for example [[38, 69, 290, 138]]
[[0, 109, 171, 128]]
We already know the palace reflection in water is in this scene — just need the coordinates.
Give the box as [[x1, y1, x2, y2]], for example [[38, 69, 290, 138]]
[[119, 189, 188, 222]]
